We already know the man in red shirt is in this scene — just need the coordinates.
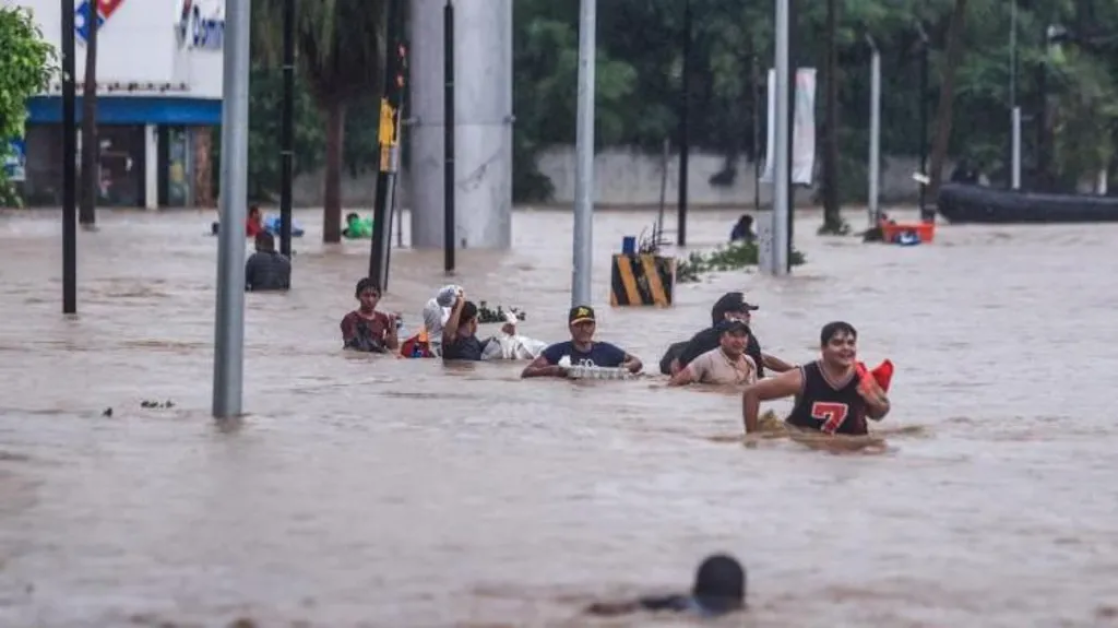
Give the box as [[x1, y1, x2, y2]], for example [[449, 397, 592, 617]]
[[340, 278, 399, 353]]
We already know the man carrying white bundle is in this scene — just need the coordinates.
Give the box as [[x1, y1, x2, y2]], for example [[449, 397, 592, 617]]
[[421, 284, 462, 357]]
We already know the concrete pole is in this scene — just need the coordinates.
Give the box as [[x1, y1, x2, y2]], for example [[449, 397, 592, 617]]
[[770, 0, 791, 276], [212, 0, 251, 418], [868, 37, 881, 224], [410, 0, 512, 250], [571, 0, 596, 307], [1011, 106, 1022, 189]]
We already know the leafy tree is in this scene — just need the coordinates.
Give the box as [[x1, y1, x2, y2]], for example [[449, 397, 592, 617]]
[[0, 7, 54, 208]]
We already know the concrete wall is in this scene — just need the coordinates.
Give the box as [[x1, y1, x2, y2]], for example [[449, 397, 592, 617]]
[[291, 146, 937, 208]]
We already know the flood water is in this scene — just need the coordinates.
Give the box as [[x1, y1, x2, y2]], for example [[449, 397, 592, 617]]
[[0, 206, 1116, 628]]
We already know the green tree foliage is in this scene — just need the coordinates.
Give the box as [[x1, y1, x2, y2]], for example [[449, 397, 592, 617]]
[[508, 0, 1118, 201], [0, 7, 54, 207]]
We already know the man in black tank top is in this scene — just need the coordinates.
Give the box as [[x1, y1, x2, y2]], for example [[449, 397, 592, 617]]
[[741, 322, 891, 435]]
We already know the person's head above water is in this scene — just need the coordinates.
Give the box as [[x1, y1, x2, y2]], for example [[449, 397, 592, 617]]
[[820, 320, 857, 369], [691, 553, 747, 614], [716, 319, 750, 358], [354, 277, 382, 312], [711, 292, 759, 326], [346, 212, 360, 224], [254, 231, 275, 252], [458, 300, 479, 336], [568, 305, 596, 346]]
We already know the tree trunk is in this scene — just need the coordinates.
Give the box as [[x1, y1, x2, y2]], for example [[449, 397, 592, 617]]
[[79, 0, 98, 224], [821, 0, 842, 232], [926, 0, 969, 202], [191, 126, 214, 207], [322, 99, 347, 243]]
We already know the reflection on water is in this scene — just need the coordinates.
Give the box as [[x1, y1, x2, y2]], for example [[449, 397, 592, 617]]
[[0, 207, 1117, 627]]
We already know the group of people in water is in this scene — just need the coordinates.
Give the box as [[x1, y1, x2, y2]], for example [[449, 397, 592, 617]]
[[339, 278, 894, 438]]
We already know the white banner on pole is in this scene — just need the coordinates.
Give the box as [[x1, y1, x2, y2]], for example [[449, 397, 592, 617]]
[[761, 67, 817, 186]]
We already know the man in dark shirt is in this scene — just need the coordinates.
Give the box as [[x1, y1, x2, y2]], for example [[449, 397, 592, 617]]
[[521, 305, 642, 377], [244, 231, 291, 292], [441, 294, 487, 361], [586, 554, 746, 618], [663, 292, 792, 378]]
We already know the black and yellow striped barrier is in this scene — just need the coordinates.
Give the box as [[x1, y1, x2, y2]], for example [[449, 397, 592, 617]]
[[610, 254, 676, 307]]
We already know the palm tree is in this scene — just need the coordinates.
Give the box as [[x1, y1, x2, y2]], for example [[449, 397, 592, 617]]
[[254, 0, 386, 242], [79, 0, 98, 225]]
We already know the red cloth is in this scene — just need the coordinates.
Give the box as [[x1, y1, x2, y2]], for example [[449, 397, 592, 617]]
[[246, 218, 263, 237], [855, 359, 894, 392]]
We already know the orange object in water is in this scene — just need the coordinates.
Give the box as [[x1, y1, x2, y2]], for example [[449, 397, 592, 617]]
[[418, 326, 428, 342], [856, 359, 894, 392], [880, 221, 935, 244]]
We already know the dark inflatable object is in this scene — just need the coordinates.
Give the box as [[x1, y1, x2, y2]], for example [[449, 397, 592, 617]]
[[938, 183, 1118, 224]]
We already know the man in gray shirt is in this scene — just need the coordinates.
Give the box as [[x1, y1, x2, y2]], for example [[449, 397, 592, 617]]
[[245, 231, 291, 292]]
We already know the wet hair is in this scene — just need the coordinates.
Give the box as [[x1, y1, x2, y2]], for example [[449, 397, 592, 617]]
[[346, 212, 359, 222], [255, 230, 274, 250], [354, 277, 381, 298], [692, 554, 746, 611], [249, 204, 261, 216], [460, 301, 479, 323], [820, 321, 857, 346]]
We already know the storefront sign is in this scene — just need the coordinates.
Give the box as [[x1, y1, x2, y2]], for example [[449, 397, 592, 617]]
[[176, 0, 225, 50], [74, 0, 125, 43]]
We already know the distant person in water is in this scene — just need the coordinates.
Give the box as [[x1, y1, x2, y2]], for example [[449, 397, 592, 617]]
[[586, 554, 746, 618], [521, 306, 642, 377], [246, 204, 264, 237], [340, 278, 399, 353], [244, 231, 291, 292], [342, 212, 373, 239], [730, 214, 755, 243]]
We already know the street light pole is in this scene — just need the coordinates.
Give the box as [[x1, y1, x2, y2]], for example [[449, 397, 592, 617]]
[[1010, 0, 1022, 189]]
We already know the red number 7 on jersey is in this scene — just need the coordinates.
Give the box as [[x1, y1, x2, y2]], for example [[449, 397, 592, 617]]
[[810, 401, 849, 435]]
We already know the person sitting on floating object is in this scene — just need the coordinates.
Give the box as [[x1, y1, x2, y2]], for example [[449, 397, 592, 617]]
[[662, 292, 793, 378], [441, 292, 488, 361], [585, 554, 746, 618], [244, 231, 291, 292], [668, 319, 757, 387], [741, 321, 893, 436], [729, 214, 756, 243], [342, 212, 374, 239], [340, 278, 400, 354], [521, 306, 642, 378]]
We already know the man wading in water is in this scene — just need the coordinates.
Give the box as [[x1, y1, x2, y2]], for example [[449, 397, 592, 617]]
[[521, 306, 642, 377], [663, 292, 794, 378], [668, 319, 757, 387], [742, 321, 890, 436]]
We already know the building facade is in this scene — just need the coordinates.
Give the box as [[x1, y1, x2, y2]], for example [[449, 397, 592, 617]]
[[13, 0, 225, 208]]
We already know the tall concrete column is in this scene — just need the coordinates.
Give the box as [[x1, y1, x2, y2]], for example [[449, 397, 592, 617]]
[[409, 0, 512, 250]]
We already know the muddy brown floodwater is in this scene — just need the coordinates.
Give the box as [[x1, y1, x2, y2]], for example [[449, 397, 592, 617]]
[[0, 207, 1116, 628]]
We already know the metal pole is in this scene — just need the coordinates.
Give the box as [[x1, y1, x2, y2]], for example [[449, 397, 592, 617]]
[[443, 0, 455, 274], [212, 0, 251, 418], [368, 0, 404, 288], [752, 53, 761, 213], [572, 0, 596, 306], [868, 36, 881, 224], [676, 0, 691, 246], [61, 0, 77, 314], [771, 0, 791, 275], [279, 0, 294, 258], [657, 138, 668, 241], [1010, 0, 1021, 189]]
